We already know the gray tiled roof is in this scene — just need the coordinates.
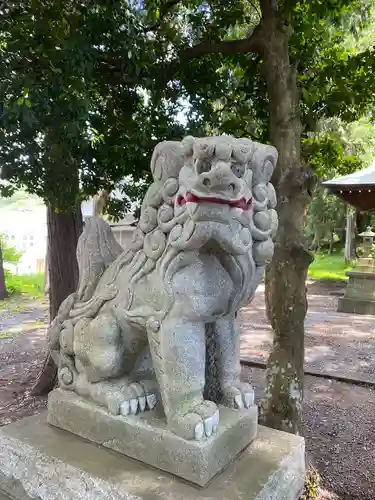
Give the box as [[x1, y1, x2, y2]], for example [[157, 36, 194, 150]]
[[322, 158, 375, 188]]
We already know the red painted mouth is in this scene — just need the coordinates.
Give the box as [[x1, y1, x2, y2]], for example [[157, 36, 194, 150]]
[[176, 192, 252, 211]]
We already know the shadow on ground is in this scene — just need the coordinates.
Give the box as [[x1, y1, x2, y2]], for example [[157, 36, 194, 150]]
[[241, 287, 375, 383], [1, 291, 375, 499]]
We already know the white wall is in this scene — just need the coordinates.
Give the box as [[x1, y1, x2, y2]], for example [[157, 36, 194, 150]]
[[1, 196, 136, 274], [0, 207, 47, 274]]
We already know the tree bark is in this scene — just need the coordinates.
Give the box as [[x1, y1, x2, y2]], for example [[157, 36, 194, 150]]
[[162, 0, 315, 435], [0, 241, 7, 300], [328, 233, 334, 255], [260, 11, 314, 435], [344, 206, 356, 262], [31, 204, 83, 395], [44, 237, 50, 295]]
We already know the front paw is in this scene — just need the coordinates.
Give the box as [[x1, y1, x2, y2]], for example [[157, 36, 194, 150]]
[[222, 382, 254, 409], [169, 400, 219, 440]]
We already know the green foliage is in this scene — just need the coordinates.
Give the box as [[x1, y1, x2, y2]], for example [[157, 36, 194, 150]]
[[1, 1, 374, 211], [1, 0, 375, 218], [162, 0, 375, 143], [303, 117, 375, 249], [0, 235, 42, 298], [305, 188, 347, 250], [0, 190, 43, 210], [291, 1, 375, 125], [0, 0, 184, 215], [308, 252, 353, 282], [302, 133, 362, 180], [300, 465, 321, 500], [4, 271, 44, 298], [0, 235, 23, 265]]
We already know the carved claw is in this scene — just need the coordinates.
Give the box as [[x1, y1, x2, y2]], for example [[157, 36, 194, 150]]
[[106, 396, 121, 416], [120, 401, 130, 416], [234, 394, 244, 409], [222, 383, 255, 411], [138, 396, 146, 412], [244, 391, 254, 408], [119, 393, 156, 417], [118, 381, 159, 416], [86, 378, 159, 418], [130, 399, 138, 414], [204, 416, 213, 437], [194, 422, 204, 441], [212, 410, 219, 433], [169, 401, 219, 440], [146, 394, 157, 410]]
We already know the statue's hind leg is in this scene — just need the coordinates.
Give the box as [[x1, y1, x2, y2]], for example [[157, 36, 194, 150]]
[[72, 313, 157, 415], [74, 313, 125, 383], [129, 345, 159, 412]]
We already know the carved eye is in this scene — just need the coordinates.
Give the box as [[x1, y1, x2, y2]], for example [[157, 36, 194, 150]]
[[195, 157, 211, 174], [231, 163, 246, 178]]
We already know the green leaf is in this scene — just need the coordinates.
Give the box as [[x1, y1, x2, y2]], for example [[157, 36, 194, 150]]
[[50, 62, 62, 74]]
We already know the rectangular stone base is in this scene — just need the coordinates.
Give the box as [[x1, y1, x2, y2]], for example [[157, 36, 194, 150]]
[[47, 389, 258, 487], [0, 413, 305, 500], [338, 296, 375, 315]]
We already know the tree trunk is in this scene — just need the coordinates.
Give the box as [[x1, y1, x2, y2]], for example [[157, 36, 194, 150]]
[[328, 233, 334, 255], [44, 236, 50, 295], [344, 206, 356, 262], [311, 230, 321, 253], [0, 241, 7, 300], [260, 12, 314, 435], [31, 204, 83, 395]]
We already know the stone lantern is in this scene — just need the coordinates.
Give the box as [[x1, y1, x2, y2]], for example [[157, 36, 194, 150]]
[[338, 226, 375, 315], [358, 226, 375, 261]]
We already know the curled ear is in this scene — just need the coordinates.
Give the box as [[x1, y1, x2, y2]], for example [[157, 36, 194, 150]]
[[250, 143, 278, 186], [150, 141, 185, 184]]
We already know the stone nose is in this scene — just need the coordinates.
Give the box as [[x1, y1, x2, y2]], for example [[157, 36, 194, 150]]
[[198, 166, 241, 197]]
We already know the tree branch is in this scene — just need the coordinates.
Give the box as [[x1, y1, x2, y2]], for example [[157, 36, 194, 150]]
[[248, 0, 261, 19], [259, 0, 278, 17], [184, 26, 263, 59]]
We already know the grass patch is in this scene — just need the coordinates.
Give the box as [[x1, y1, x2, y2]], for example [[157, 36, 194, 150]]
[[4, 272, 44, 299], [308, 252, 353, 282], [300, 465, 321, 499]]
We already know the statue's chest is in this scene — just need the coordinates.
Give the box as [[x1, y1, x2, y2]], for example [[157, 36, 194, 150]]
[[171, 255, 235, 319]]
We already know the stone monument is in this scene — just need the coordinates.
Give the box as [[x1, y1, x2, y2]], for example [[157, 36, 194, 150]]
[[0, 136, 305, 500], [338, 226, 375, 315]]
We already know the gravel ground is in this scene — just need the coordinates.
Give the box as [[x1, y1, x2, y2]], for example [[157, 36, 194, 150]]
[[242, 365, 375, 500], [0, 297, 48, 426], [241, 284, 375, 383], [1, 290, 375, 499]]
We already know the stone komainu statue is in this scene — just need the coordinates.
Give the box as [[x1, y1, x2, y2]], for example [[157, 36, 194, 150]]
[[48, 136, 278, 441]]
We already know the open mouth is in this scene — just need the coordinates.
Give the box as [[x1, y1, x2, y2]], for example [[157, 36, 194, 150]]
[[176, 192, 252, 211]]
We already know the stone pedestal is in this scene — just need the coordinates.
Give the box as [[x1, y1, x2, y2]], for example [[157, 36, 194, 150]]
[[338, 266, 375, 315], [0, 413, 305, 500], [47, 389, 258, 487]]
